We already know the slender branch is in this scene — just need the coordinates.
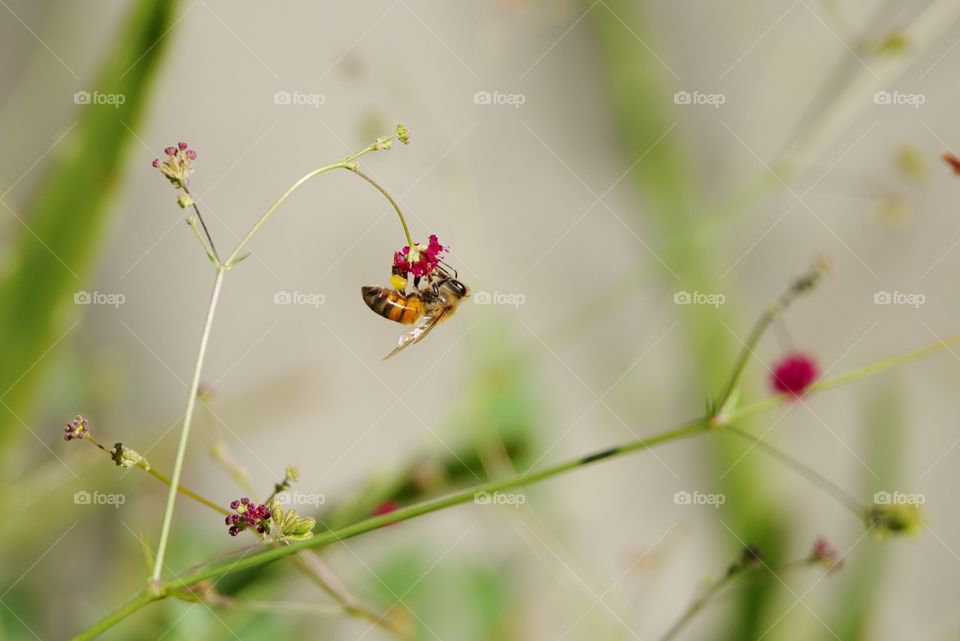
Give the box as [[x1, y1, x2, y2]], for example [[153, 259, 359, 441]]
[[151, 268, 225, 586], [723, 425, 863, 516], [222, 162, 353, 267], [182, 185, 219, 263], [660, 570, 738, 641], [659, 556, 817, 641]]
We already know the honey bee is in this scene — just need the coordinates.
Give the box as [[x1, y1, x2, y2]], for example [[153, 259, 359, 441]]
[[362, 267, 469, 359]]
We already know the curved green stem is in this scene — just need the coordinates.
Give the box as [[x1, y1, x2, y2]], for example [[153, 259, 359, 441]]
[[222, 134, 402, 268], [348, 168, 415, 255]]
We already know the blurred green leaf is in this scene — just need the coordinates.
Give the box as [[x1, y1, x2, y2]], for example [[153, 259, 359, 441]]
[[831, 381, 905, 639], [587, 2, 789, 638], [0, 0, 179, 471]]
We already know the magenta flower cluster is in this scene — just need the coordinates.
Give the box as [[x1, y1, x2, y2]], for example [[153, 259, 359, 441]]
[[225, 497, 272, 536], [393, 234, 447, 278], [151, 141, 197, 189], [770, 352, 819, 397]]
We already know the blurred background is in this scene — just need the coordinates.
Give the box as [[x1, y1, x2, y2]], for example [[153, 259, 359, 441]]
[[2, 0, 960, 639]]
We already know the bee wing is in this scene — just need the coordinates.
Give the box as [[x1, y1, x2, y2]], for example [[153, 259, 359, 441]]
[[383, 308, 447, 360]]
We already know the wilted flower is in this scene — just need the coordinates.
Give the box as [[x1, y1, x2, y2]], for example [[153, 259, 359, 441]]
[[736, 545, 764, 571], [770, 352, 819, 397], [63, 415, 89, 441], [393, 234, 447, 279], [111, 442, 149, 470], [865, 503, 925, 538], [225, 497, 272, 537], [942, 151, 960, 176], [810, 537, 842, 572]]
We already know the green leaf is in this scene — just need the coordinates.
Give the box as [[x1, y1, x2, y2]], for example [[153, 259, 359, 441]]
[[0, 0, 179, 467]]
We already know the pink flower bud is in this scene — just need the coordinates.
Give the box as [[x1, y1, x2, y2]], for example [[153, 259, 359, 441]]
[[186, 150, 197, 160], [164, 146, 176, 156], [178, 141, 188, 150], [151, 158, 161, 167], [770, 352, 819, 397]]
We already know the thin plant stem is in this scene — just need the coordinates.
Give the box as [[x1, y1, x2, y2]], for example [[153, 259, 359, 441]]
[[222, 135, 401, 268], [83, 433, 228, 515], [660, 571, 738, 641], [659, 557, 817, 641], [151, 268, 225, 586], [723, 425, 863, 516]]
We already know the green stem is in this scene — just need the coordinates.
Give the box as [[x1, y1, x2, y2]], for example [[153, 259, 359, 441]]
[[71, 592, 159, 641], [151, 268, 225, 586]]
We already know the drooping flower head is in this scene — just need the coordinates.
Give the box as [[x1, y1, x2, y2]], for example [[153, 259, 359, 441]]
[[152, 142, 198, 190], [393, 234, 447, 281], [225, 497, 272, 537], [770, 352, 819, 397]]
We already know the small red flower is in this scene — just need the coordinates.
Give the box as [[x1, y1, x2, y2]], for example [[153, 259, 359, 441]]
[[393, 234, 447, 279], [811, 536, 842, 572], [770, 352, 818, 397], [942, 151, 960, 176]]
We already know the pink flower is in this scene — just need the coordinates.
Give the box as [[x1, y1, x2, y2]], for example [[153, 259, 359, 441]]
[[152, 141, 197, 189], [770, 352, 818, 397], [393, 234, 447, 279]]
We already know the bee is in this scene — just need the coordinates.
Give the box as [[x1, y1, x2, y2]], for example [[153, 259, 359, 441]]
[[362, 266, 469, 359]]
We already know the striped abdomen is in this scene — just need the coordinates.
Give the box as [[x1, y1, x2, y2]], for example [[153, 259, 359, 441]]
[[362, 286, 425, 324]]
